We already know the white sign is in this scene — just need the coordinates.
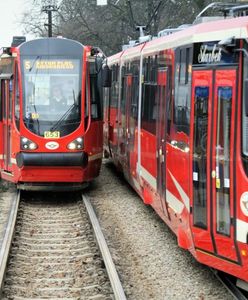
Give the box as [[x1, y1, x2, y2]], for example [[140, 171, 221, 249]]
[[97, 0, 107, 5], [198, 44, 222, 64]]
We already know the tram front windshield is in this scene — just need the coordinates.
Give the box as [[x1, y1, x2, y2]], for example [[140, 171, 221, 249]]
[[22, 57, 81, 137]]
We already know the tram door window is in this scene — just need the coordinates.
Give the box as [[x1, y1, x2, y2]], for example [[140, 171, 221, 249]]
[[156, 67, 172, 219], [193, 87, 209, 229], [123, 61, 139, 175], [110, 64, 119, 109], [119, 72, 127, 156], [216, 87, 232, 236], [107, 64, 119, 145], [131, 75, 139, 121]]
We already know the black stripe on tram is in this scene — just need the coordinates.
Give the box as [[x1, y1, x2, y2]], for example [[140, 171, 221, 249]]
[[210, 69, 217, 254], [233, 67, 242, 266]]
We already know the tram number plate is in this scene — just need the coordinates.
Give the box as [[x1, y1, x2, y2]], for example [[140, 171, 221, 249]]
[[44, 131, 60, 139]]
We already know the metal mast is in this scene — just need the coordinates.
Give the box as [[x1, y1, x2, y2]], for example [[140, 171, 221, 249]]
[[42, 4, 58, 37]]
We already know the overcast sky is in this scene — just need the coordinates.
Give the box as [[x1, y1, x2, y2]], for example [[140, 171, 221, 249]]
[[0, 0, 34, 47]]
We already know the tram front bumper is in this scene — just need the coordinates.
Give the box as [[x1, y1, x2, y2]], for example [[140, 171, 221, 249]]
[[16, 152, 88, 168]]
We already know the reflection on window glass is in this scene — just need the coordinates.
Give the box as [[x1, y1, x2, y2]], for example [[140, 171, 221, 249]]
[[9, 80, 12, 119], [110, 64, 119, 109], [22, 57, 81, 137], [141, 83, 157, 134], [15, 65, 20, 130], [131, 75, 139, 120], [90, 74, 101, 120], [216, 87, 232, 236], [193, 86, 209, 229], [121, 76, 127, 115], [110, 82, 119, 108]]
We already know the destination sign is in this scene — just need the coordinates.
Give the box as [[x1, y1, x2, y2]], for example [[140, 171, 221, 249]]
[[193, 42, 238, 65], [24, 60, 75, 70], [198, 44, 222, 64]]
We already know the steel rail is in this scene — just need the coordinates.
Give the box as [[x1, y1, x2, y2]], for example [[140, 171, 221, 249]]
[[0, 190, 20, 293], [212, 269, 248, 300], [83, 195, 127, 300]]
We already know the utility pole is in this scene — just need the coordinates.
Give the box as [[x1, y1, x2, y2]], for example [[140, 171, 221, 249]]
[[42, 5, 58, 37]]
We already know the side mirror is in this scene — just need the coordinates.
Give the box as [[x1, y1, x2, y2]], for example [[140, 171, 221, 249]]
[[102, 65, 112, 88]]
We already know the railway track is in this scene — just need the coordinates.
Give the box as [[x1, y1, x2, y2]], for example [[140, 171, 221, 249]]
[[0, 191, 126, 299], [213, 270, 248, 300], [3, 188, 248, 300]]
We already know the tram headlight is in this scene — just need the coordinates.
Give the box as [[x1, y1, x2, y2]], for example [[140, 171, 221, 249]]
[[21, 137, 38, 150], [67, 137, 84, 150], [68, 142, 77, 150]]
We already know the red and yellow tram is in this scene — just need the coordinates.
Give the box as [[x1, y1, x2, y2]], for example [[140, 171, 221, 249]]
[[0, 37, 103, 191], [104, 5, 248, 287]]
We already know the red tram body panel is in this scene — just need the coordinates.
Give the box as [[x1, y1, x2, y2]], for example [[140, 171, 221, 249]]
[[0, 38, 103, 190], [103, 15, 248, 285]]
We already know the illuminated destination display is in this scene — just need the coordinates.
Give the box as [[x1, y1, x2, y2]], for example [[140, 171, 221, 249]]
[[24, 60, 75, 70]]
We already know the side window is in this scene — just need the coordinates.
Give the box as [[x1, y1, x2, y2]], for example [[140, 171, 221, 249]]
[[130, 61, 139, 121], [110, 64, 119, 108], [131, 75, 139, 120], [15, 65, 20, 130], [141, 83, 157, 134], [141, 56, 158, 135], [179, 49, 186, 84], [166, 66, 172, 137], [1, 81, 5, 120], [173, 47, 192, 136], [90, 74, 101, 120], [121, 76, 127, 115]]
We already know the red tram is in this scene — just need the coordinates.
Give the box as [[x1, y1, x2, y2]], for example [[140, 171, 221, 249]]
[[0, 37, 103, 191], [103, 3, 248, 288]]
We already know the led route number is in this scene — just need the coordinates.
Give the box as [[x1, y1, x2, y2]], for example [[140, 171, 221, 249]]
[[44, 131, 60, 139]]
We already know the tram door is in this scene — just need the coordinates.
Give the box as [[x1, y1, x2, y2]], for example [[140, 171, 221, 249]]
[[191, 69, 239, 262], [1, 78, 13, 173], [119, 74, 132, 173], [125, 74, 134, 171], [156, 68, 170, 219]]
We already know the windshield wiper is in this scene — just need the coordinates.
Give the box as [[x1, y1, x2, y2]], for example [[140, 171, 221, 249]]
[[29, 56, 41, 72], [50, 90, 78, 132]]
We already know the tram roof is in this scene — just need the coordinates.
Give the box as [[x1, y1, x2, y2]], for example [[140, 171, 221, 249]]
[[18, 38, 84, 56], [107, 51, 122, 65], [143, 15, 248, 55], [108, 16, 248, 63]]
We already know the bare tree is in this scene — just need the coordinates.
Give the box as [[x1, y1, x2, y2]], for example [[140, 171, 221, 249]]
[[21, 0, 61, 38], [21, 0, 235, 55]]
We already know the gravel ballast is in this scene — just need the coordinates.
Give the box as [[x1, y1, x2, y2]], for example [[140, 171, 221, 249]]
[[86, 160, 233, 300], [0, 191, 16, 249]]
